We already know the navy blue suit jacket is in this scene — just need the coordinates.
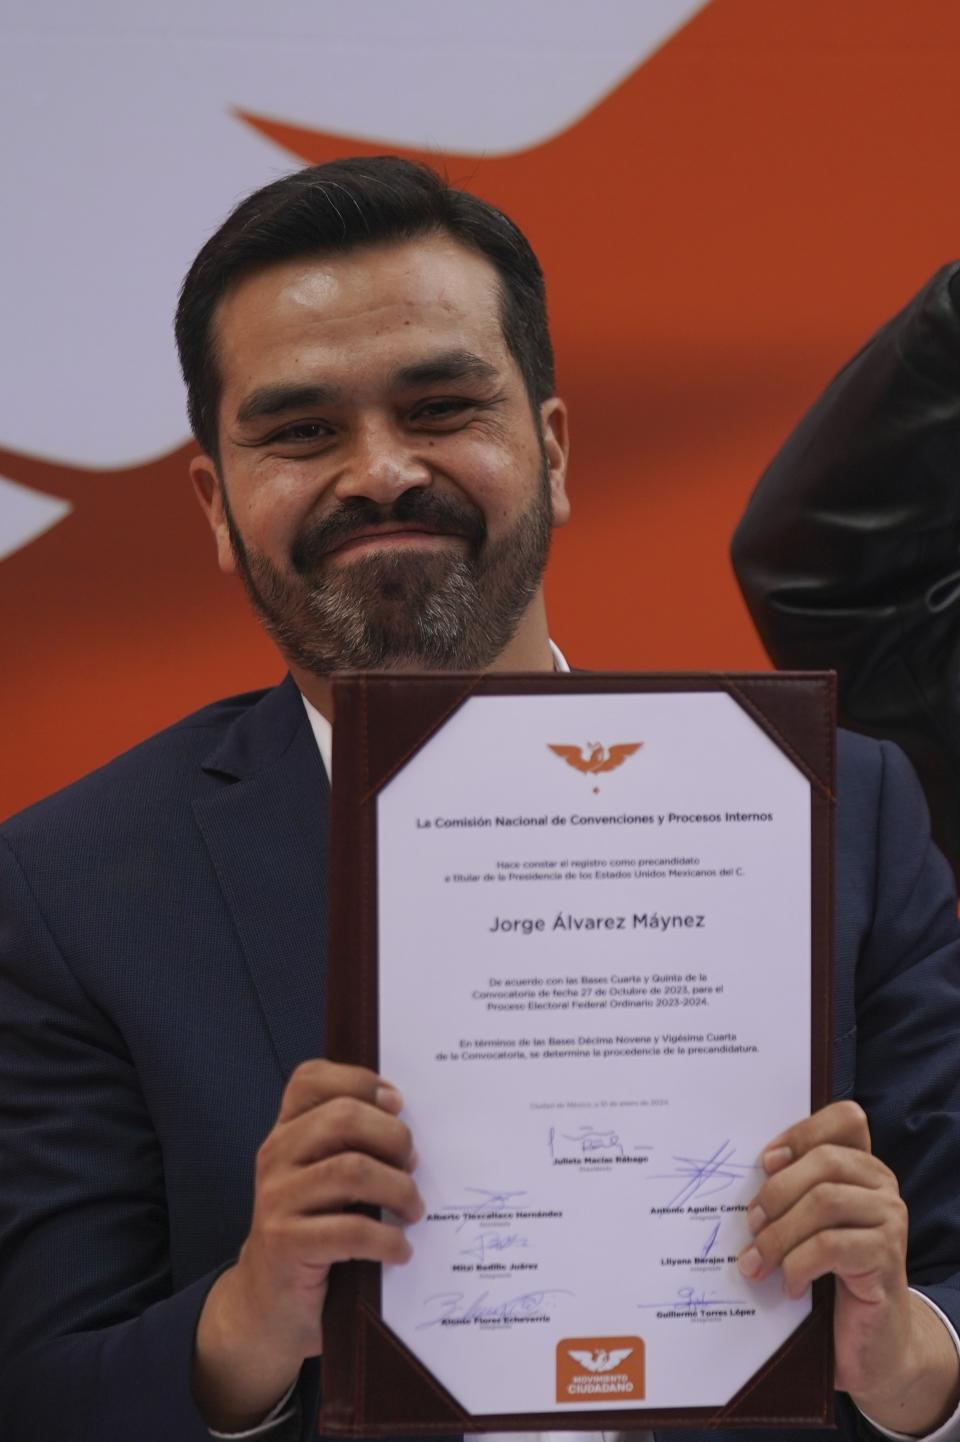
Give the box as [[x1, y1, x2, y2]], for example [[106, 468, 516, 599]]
[[2, 674, 960, 1442]]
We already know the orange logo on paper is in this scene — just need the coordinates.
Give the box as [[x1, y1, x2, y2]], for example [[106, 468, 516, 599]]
[[556, 1335, 645, 1403], [548, 743, 643, 775]]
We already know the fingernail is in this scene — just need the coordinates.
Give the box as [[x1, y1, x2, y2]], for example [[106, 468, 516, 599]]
[[375, 1084, 403, 1112], [746, 1203, 767, 1234], [738, 1246, 763, 1278], [408, 1147, 420, 1172], [763, 1145, 792, 1172]]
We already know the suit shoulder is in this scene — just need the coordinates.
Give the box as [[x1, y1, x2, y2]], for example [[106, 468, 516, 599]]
[[1, 687, 274, 843], [837, 727, 920, 793], [835, 728, 934, 869], [837, 725, 882, 776]]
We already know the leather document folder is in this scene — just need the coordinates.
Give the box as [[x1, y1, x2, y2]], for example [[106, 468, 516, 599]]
[[320, 670, 835, 1432]]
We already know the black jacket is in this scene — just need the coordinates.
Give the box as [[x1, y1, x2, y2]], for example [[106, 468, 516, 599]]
[[732, 263, 960, 879]]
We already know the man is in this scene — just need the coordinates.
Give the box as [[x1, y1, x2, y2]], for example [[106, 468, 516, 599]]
[[1, 158, 960, 1441], [732, 264, 960, 885]]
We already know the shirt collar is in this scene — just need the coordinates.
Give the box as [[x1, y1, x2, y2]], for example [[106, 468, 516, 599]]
[[301, 640, 570, 780]]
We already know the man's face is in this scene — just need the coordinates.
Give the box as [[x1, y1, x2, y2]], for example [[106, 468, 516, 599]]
[[192, 233, 569, 675]]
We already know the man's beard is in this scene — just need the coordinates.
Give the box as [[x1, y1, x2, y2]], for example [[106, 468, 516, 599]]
[[221, 459, 553, 676]]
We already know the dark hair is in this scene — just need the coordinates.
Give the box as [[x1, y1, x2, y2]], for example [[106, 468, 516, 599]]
[[174, 156, 555, 459]]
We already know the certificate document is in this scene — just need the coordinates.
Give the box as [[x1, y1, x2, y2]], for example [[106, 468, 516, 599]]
[[321, 672, 834, 1432]]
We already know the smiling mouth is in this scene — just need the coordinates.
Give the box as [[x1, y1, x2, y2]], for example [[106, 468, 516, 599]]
[[324, 527, 466, 560]]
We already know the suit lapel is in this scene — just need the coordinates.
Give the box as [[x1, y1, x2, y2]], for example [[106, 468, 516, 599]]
[[193, 676, 331, 1081]]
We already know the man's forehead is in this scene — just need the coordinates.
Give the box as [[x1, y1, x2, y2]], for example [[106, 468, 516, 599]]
[[215, 236, 507, 354], [212, 236, 515, 426]]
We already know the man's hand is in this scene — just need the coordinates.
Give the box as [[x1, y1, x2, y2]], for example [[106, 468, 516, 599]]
[[738, 1100, 959, 1435], [193, 1060, 422, 1432]]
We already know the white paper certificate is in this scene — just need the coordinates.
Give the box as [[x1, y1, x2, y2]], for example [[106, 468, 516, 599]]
[[376, 689, 813, 1414]]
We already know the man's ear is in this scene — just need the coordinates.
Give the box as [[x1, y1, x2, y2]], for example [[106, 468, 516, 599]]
[[539, 397, 571, 529], [190, 454, 237, 574]]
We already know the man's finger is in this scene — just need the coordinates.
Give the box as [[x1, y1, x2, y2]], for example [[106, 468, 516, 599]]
[[278, 1151, 425, 1224], [777, 1227, 903, 1302], [749, 1144, 897, 1231], [762, 1099, 871, 1174], [267, 1095, 414, 1172], [292, 1212, 415, 1267], [739, 1182, 897, 1281], [277, 1059, 401, 1123]]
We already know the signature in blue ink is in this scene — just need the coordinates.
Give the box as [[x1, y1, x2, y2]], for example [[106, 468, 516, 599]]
[[638, 1286, 743, 1313], [550, 1123, 654, 1161], [437, 1188, 528, 1231], [645, 1140, 760, 1207], [549, 1124, 624, 1158], [699, 1221, 722, 1260], [582, 1130, 623, 1154], [460, 1232, 530, 1263], [418, 1289, 573, 1329]]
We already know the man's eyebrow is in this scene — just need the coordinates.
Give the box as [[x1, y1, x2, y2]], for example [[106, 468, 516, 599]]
[[233, 351, 500, 428], [235, 382, 340, 427], [392, 350, 501, 388]]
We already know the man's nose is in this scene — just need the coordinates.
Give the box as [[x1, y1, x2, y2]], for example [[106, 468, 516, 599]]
[[333, 420, 432, 504]]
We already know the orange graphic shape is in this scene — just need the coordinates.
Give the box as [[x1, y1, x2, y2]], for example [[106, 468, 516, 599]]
[[557, 1335, 645, 1403], [7, 0, 960, 816], [549, 742, 642, 775]]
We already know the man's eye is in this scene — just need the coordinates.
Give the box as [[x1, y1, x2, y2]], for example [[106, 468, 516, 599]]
[[412, 399, 473, 423], [270, 421, 332, 443]]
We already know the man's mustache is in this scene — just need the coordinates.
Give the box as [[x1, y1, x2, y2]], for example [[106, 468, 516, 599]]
[[290, 489, 487, 574]]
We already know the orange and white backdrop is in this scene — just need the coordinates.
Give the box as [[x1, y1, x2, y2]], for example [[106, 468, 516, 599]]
[[4, 0, 960, 818]]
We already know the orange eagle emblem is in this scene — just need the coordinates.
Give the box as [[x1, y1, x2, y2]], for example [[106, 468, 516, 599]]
[[548, 742, 643, 774]]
